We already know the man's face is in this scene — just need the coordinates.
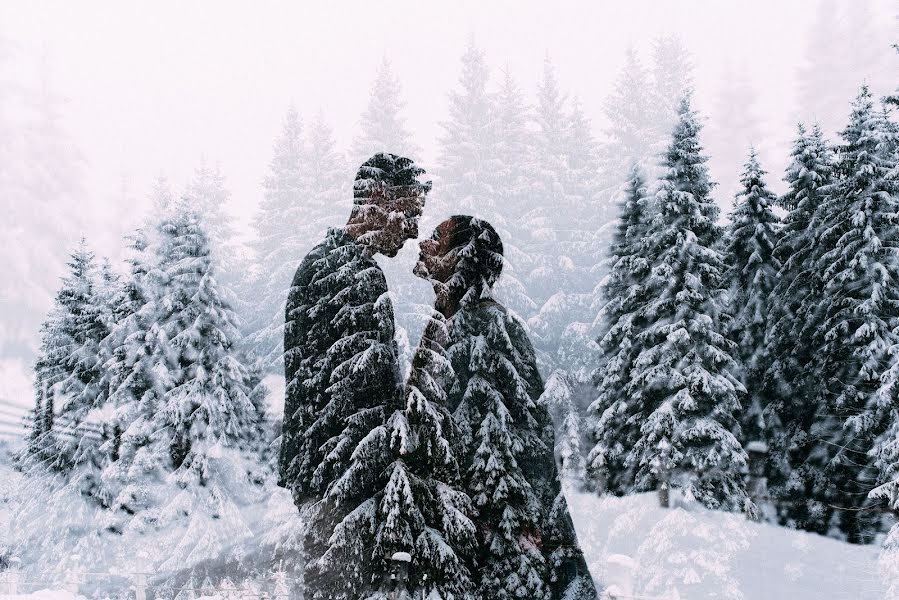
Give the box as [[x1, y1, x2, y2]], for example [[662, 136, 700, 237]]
[[377, 184, 425, 257]]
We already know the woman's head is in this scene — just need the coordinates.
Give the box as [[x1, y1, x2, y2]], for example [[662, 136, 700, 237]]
[[414, 215, 503, 314]]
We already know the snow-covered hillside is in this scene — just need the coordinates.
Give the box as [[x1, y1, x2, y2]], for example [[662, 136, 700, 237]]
[[567, 489, 885, 600], [0, 444, 886, 600]]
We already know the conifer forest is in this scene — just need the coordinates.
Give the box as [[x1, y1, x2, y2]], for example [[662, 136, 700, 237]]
[[0, 2, 898, 599]]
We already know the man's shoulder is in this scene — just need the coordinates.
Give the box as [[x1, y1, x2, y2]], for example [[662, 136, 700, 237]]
[[293, 228, 353, 277]]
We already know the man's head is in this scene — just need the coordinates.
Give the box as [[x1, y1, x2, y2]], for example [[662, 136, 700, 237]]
[[346, 153, 431, 257]]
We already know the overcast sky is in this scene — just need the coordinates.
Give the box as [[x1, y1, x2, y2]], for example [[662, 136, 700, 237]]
[[0, 0, 896, 409], [1, 1, 893, 247]]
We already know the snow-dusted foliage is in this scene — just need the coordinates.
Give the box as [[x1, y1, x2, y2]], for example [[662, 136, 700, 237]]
[[787, 87, 899, 542], [620, 96, 748, 512], [763, 124, 834, 531], [588, 165, 651, 496], [14, 205, 272, 583], [723, 149, 780, 447], [372, 311, 478, 598], [352, 57, 420, 167], [248, 107, 348, 373], [541, 369, 587, 485], [30, 239, 111, 479]]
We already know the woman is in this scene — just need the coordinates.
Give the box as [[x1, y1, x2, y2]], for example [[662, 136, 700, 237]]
[[412, 215, 597, 600]]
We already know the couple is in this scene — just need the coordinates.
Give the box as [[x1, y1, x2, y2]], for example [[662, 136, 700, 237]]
[[278, 153, 596, 599]]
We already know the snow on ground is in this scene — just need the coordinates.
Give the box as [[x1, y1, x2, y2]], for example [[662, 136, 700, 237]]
[[567, 488, 885, 600], [1, 446, 888, 600], [0, 592, 85, 600]]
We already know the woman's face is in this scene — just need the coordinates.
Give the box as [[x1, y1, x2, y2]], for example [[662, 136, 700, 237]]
[[413, 220, 456, 285]]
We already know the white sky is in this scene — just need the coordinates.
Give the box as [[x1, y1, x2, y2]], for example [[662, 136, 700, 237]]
[[3, 0, 894, 254]]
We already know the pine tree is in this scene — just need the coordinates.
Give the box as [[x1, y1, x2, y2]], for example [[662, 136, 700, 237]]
[[587, 165, 651, 495], [370, 313, 478, 598], [650, 35, 694, 138], [103, 207, 266, 542], [248, 108, 348, 373], [492, 66, 538, 320], [352, 57, 419, 166], [32, 239, 110, 475], [184, 161, 248, 324], [764, 124, 834, 529], [601, 46, 657, 183], [155, 207, 265, 481], [625, 97, 748, 511], [248, 107, 306, 372], [723, 149, 780, 448], [800, 86, 899, 542], [540, 371, 585, 484], [437, 39, 496, 216]]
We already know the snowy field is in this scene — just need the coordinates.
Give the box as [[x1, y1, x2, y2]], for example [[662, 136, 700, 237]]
[[567, 489, 885, 599], [1, 440, 884, 600]]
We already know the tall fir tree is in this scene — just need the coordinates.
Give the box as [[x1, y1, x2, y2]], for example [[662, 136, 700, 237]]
[[369, 313, 478, 599], [103, 207, 266, 547], [623, 97, 748, 511], [32, 238, 110, 476], [798, 86, 899, 542], [248, 106, 306, 372], [601, 46, 657, 184], [723, 149, 780, 448], [248, 108, 348, 373], [764, 124, 834, 530], [352, 57, 419, 166], [587, 165, 651, 495]]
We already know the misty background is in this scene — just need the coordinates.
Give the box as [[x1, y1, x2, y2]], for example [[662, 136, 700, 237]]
[[0, 0, 895, 412]]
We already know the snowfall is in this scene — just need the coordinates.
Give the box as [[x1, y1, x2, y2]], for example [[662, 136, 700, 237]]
[[0, 445, 886, 600]]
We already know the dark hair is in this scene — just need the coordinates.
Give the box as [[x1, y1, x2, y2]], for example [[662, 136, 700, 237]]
[[353, 152, 431, 206], [439, 215, 504, 304]]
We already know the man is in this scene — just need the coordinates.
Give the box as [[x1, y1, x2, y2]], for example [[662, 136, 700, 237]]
[[277, 153, 430, 597]]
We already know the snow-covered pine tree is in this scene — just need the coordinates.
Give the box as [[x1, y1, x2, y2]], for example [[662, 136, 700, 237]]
[[367, 312, 477, 598], [437, 45, 535, 336], [587, 165, 651, 495], [352, 57, 420, 166], [800, 86, 899, 542], [764, 123, 834, 530], [32, 238, 111, 478], [103, 207, 266, 555], [601, 46, 657, 184], [1, 54, 85, 369], [248, 106, 306, 372], [155, 206, 265, 483], [723, 148, 780, 448], [184, 161, 251, 330], [248, 108, 348, 373], [625, 96, 748, 511], [526, 56, 571, 355], [540, 370, 586, 485], [437, 39, 496, 217], [650, 35, 693, 140], [492, 66, 539, 321]]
